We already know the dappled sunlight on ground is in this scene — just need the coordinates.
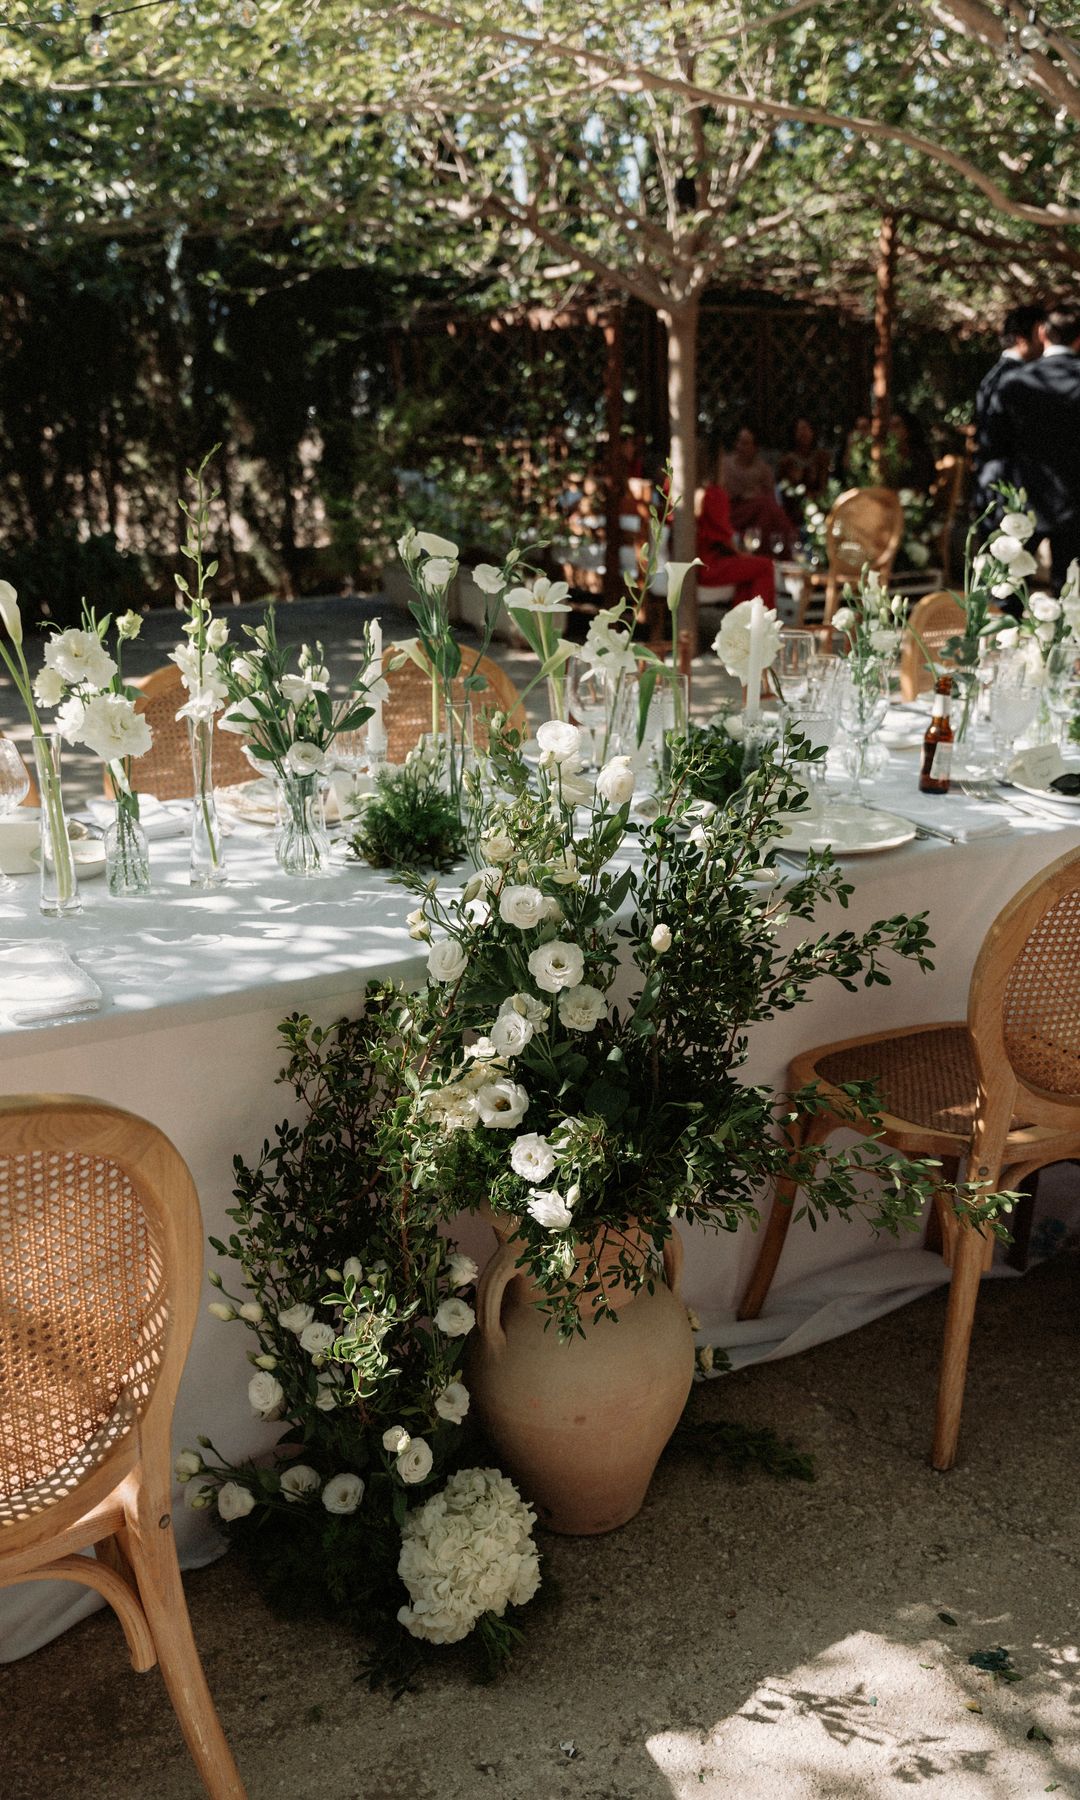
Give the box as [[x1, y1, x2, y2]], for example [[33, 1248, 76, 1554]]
[[647, 1625, 1079, 1798]]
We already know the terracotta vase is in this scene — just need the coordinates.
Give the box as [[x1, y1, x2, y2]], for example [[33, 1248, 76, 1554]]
[[467, 1225, 694, 1536]]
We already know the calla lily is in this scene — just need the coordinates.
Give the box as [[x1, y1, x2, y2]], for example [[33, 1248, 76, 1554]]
[[664, 559, 702, 613], [0, 580, 23, 647]]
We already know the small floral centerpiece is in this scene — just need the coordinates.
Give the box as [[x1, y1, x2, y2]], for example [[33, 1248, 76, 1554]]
[[170, 451, 231, 887], [829, 568, 905, 670], [36, 606, 153, 896], [217, 608, 378, 876]]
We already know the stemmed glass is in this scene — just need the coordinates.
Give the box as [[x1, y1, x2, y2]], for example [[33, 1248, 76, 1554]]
[[566, 657, 618, 769], [837, 662, 890, 804], [1045, 641, 1080, 755], [989, 652, 1041, 777], [0, 739, 30, 894], [774, 630, 816, 707]]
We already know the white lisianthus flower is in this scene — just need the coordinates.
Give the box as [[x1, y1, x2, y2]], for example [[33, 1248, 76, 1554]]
[[1036, 621, 1057, 646], [343, 1256, 364, 1283], [217, 1481, 256, 1522], [830, 607, 856, 633], [480, 828, 515, 864], [498, 884, 547, 929], [991, 581, 1017, 601], [868, 626, 901, 655], [651, 923, 673, 953], [238, 1300, 264, 1323], [489, 1009, 534, 1057], [581, 609, 638, 672], [464, 1034, 499, 1062], [528, 940, 585, 994], [74, 693, 153, 764], [396, 1437, 434, 1484], [536, 720, 582, 763], [510, 1132, 557, 1182], [526, 1188, 574, 1230], [713, 599, 783, 683], [231, 653, 257, 682], [419, 556, 457, 592], [33, 666, 65, 707], [382, 1425, 411, 1455], [476, 1079, 529, 1129], [505, 577, 571, 614], [415, 531, 459, 559], [116, 610, 142, 641], [500, 992, 549, 1030], [434, 1381, 470, 1424], [434, 1297, 476, 1338], [299, 1320, 336, 1358], [397, 527, 418, 560], [996, 626, 1020, 651], [0, 580, 23, 646], [248, 1370, 285, 1419], [277, 1302, 314, 1334], [472, 563, 505, 594], [999, 510, 1036, 542], [218, 696, 262, 735], [280, 1463, 320, 1502], [1029, 594, 1062, 623], [285, 739, 326, 777], [281, 672, 327, 705], [43, 628, 117, 688], [174, 1449, 203, 1480], [322, 1472, 365, 1515], [445, 1251, 478, 1290], [56, 694, 87, 742], [989, 534, 1038, 578], [557, 984, 607, 1033], [595, 756, 635, 808], [208, 1300, 237, 1321], [427, 937, 468, 983], [547, 849, 579, 887]]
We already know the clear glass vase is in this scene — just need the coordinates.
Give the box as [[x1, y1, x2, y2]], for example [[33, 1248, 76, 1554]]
[[273, 768, 331, 876], [32, 732, 81, 918], [105, 787, 151, 896], [187, 715, 226, 887]]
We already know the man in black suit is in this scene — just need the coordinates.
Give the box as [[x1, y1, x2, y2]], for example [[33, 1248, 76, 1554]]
[[972, 303, 1045, 526], [993, 307, 1080, 589]]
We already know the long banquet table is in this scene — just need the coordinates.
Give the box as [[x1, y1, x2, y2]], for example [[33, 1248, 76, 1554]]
[[3, 761, 1080, 1660]]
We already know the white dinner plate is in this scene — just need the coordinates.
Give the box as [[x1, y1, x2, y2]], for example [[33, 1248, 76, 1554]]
[[30, 838, 107, 881], [778, 800, 916, 856], [879, 721, 926, 750], [1008, 746, 1080, 812]]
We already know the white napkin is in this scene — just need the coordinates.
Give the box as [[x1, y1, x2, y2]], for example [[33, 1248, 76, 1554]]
[[0, 944, 102, 1026], [883, 794, 1013, 843], [85, 796, 192, 841]]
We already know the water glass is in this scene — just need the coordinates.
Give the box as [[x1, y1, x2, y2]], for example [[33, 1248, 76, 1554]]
[[990, 653, 1041, 775], [0, 740, 30, 894], [1045, 642, 1080, 753], [566, 657, 622, 768], [775, 631, 816, 707]]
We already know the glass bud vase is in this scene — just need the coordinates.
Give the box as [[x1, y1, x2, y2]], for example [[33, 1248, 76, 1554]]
[[105, 788, 151, 897], [32, 732, 81, 918], [273, 768, 331, 876], [187, 715, 226, 888]]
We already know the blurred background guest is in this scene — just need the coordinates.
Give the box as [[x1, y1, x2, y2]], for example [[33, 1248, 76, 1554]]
[[720, 427, 797, 556], [973, 302, 1046, 527]]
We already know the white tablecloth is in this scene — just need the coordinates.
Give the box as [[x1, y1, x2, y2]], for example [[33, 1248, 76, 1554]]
[[3, 765, 1079, 1660]]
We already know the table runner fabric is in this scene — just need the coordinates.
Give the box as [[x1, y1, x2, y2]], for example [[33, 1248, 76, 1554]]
[[2, 786, 1080, 1661]]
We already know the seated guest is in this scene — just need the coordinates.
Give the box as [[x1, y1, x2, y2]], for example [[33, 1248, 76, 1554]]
[[719, 427, 798, 556], [696, 481, 776, 608], [777, 417, 832, 499]]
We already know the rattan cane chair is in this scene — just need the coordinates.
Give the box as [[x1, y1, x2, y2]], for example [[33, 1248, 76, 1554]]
[[382, 649, 527, 764], [738, 846, 1080, 1471], [822, 487, 904, 629], [109, 665, 252, 800], [0, 1096, 246, 1798], [899, 590, 968, 700]]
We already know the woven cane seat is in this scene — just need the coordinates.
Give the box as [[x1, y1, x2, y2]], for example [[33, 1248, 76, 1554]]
[[120, 665, 253, 801], [816, 1026, 978, 1139], [0, 1147, 166, 1520], [383, 652, 526, 764]]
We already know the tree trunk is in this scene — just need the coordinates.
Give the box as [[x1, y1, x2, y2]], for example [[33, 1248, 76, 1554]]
[[660, 294, 700, 662], [871, 213, 898, 475]]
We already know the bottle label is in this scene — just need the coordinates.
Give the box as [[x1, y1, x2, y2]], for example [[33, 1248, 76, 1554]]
[[932, 742, 952, 783]]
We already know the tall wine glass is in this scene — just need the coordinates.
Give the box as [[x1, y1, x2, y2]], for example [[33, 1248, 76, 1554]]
[[1045, 640, 1080, 754], [0, 739, 30, 894], [837, 662, 890, 804]]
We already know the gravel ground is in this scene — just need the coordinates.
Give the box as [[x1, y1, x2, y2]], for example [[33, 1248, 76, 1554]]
[[5, 1250, 1079, 1800]]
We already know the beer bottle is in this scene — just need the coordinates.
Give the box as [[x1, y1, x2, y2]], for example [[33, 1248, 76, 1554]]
[[919, 673, 954, 795]]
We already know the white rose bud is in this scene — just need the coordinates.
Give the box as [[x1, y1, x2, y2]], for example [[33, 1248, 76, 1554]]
[[238, 1300, 264, 1323], [382, 1425, 411, 1455], [277, 1303, 314, 1334], [427, 937, 468, 984], [651, 923, 673, 953], [217, 1481, 256, 1522], [299, 1321, 336, 1358], [595, 755, 636, 808], [174, 1449, 203, 1480], [254, 1354, 278, 1371], [248, 1370, 285, 1419]]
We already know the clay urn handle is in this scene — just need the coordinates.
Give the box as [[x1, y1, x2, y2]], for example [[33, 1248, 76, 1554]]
[[474, 1242, 520, 1354], [662, 1227, 684, 1301]]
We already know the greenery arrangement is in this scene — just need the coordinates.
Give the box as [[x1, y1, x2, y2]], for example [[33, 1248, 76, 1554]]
[[348, 751, 467, 873]]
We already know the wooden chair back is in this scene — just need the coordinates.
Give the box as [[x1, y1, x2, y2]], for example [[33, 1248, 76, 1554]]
[[823, 487, 904, 625], [931, 454, 967, 583], [968, 846, 1080, 1129], [116, 665, 252, 800], [899, 589, 968, 699], [383, 649, 527, 762], [0, 1096, 198, 1559]]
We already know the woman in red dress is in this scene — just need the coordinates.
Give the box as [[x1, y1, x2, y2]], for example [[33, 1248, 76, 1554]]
[[696, 482, 777, 608]]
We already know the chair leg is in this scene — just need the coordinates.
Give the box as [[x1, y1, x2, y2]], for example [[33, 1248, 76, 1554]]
[[123, 1487, 246, 1799], [1004, 1168, 1039, 1272], [738, 1114, 834, 1321], [932, 1219, 990, 1472]]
